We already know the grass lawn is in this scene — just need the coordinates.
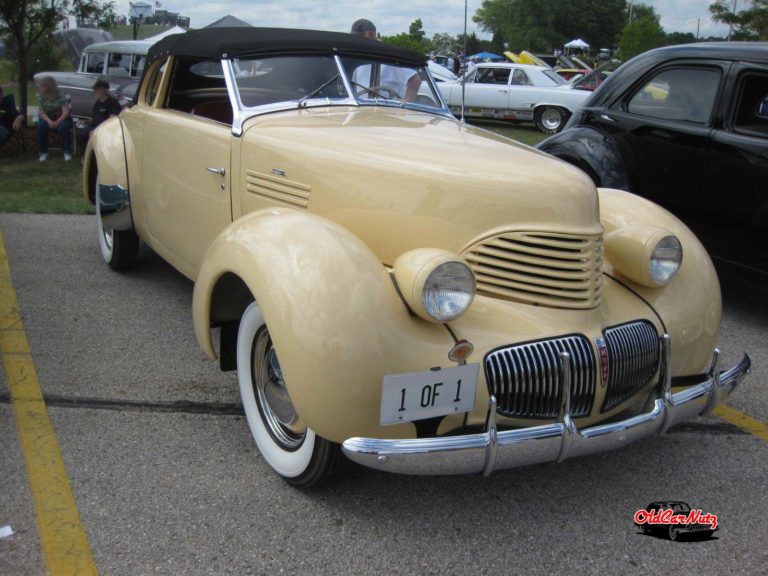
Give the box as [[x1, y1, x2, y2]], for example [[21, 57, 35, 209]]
[[0, 120, 543, 215], [467, 120, 548, 147], [0, 152, 92, 214]]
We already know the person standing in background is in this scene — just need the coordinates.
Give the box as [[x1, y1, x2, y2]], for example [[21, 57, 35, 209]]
[[36, 76, 73, 162]]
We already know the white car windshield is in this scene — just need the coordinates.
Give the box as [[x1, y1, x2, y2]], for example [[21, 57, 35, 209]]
[[231, 54, 446, 114]]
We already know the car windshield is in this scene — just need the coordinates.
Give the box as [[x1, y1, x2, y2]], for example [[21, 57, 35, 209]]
[[542, 70, 567, 85], [231, 54, 446, 114], [340, 56, 445, 112], [233, 55, 349, 108]]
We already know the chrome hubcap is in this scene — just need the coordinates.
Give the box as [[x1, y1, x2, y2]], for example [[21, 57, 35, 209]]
[[541, 108, 562, 130], [252, 328, 305, 450]]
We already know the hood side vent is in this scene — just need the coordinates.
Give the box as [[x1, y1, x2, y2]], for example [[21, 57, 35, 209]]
[[245, 170, 310, 209]]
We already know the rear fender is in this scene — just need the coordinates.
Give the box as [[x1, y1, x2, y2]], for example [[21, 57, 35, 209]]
[[193, 208, 455, 443], [83, 117, 133, 231], [538, 126, 629, 190]]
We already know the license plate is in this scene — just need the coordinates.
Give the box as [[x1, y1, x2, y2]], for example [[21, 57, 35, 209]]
[[380, 364, 479, 426]]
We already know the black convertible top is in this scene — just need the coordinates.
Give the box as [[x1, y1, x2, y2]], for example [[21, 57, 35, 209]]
[[146, 27, 426, 66]]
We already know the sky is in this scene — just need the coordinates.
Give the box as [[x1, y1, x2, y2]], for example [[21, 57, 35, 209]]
[[122, 0, 732, 40]]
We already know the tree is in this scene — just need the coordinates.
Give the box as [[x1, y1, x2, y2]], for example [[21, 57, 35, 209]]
[[617, 12, 666, 61], [0, 0, 67, 117], [456, 32, 482, 55], [665, 31, 697, 45], [473, 0, 627, 53], [710, 0, 768, 40], [381, 33, 424, 53], [0, 0, 117, 115], [408, 18, 425, 45], [71, 0, 116, 28], [429, 32, 456, 54]]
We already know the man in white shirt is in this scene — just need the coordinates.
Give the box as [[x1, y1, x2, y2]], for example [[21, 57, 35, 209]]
[[350, 19, 422, 102]]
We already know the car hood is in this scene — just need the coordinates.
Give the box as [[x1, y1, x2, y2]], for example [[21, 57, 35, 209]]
[[240, 106, 601, 265]]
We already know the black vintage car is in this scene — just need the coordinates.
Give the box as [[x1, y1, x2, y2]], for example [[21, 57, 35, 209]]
[[635, 501, 718, 541], [538, 43, 768, 277]]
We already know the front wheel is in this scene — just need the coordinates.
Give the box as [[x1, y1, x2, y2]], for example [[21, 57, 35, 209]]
[[534, 106, 570, 134], [668, 526, 679, 541], [96, 174, 138, 270], [237, 302, 343, 488]]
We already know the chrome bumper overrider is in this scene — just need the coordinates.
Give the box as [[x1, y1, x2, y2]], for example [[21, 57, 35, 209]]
[[342, 335, 751, 476]]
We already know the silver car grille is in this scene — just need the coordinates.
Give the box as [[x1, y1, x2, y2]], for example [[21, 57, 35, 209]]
[[484, 335, 596, 418], [602, 321, 660, 411]]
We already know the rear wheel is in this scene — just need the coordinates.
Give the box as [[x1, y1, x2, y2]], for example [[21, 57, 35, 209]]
[[96, 174, 138, 270], [668, 526, 679, 541], [534, 106, 570, 134], [237, 302, 343, 488]]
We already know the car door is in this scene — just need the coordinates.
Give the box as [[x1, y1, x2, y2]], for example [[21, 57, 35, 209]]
[[591, 64, 726, 209], [464, 67, 511, 116], [702, 64, 768, 271], [141, 57, 234, 278]]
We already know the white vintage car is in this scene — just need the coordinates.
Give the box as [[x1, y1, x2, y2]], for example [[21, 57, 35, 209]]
[[438, 62, 591, 133]]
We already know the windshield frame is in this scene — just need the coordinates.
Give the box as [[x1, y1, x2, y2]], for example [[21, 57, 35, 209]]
[[223, 53, 451, 135]]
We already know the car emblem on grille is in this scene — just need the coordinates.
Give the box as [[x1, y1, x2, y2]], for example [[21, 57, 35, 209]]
[[595, 337, 609, 387]]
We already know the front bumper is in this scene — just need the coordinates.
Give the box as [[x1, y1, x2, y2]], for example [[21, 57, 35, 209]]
[[342, 335, 751, 476]]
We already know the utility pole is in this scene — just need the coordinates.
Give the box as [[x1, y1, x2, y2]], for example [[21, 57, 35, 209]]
[[727, 0, 737, 41], [628, 0, 634, 23], [696, 17, 700, 39]]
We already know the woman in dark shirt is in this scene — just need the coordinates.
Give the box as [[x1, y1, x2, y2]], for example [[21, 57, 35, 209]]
[[36, 76, 73, 162]]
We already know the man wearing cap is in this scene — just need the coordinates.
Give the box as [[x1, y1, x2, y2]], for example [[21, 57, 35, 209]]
[[76, 79, 122, 156], [350, 19, 422, 102]]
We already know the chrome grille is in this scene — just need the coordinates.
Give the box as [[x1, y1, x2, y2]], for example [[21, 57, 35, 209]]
[[484, 335, 596, 419], [602, 321, 660, 411], [462, 232, 604, 310]]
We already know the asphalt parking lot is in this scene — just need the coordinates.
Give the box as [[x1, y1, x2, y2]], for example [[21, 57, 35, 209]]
[[1, 213, 767, 576]]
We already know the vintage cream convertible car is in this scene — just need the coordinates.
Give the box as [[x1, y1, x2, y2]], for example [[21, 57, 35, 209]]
[[84, 28, 750, 487]]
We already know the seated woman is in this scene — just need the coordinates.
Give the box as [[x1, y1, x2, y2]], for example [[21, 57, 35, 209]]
[[36, 76, 73, 162]]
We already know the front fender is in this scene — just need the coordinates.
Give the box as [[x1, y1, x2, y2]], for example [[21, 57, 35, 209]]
[[83, 117, 133, 231], [193, 209, 456, 443], [538, 126, 629, 190], [599, 188, 721, 375]]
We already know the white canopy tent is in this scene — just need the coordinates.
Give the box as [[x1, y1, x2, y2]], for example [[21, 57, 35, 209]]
[[564, 38, 590, 49]]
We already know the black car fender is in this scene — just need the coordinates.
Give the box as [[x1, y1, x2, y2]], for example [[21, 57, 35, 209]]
[[537, 126, 630, 191]]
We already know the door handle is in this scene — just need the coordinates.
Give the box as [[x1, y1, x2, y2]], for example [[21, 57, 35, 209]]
[[499, 90, 508, 94], [206, 167, 226, 176], [600, 114, 616, 122]]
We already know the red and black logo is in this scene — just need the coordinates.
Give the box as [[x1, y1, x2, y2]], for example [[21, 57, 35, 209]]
[[595, 337, 609, 386], [634, 501, 718, 541]]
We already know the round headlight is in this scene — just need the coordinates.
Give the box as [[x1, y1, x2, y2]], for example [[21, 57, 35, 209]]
[[393, 249, 476, 323], [422, 261, 476, 322], [605, 227, 683, 287], [649, 235, 682, 285]]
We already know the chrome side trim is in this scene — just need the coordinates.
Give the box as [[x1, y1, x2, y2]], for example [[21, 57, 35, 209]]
[[342, 336, 751, 476], [98, 183, 132, 232]]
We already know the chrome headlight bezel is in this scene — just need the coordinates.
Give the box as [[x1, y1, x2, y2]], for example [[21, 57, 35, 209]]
[[393, 249, 476, 323]]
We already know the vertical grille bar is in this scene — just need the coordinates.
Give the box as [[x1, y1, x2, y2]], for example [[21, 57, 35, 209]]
[[484, 335, 596, 419], [601, 321, 660, 411]]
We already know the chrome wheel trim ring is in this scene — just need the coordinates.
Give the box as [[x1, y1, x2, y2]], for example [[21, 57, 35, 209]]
[[95, 176, 114, 259], [541, 108, 563, 131], [251, 328, 306, 451]]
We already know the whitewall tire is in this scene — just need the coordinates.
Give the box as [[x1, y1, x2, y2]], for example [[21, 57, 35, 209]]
[[95, 174, 139, 270], [237, 302, 342, 487]]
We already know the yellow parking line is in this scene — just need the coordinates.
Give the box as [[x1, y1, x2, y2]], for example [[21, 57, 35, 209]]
[[714, 403, 768, 443], [0, 228, 98, 576]]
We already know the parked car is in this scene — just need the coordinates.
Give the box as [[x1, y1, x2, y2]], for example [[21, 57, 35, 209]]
[[427, 60, 458, 83], [85, 27, 750, 487], [635, 501, 717, 540], [35, 40, 151, 118], [438, 62, 591, 132], [538, 43, 768, 276]]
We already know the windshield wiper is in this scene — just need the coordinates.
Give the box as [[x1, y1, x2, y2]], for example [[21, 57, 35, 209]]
[[349, 81, 393, 102], [297, 74, 340, 107]]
